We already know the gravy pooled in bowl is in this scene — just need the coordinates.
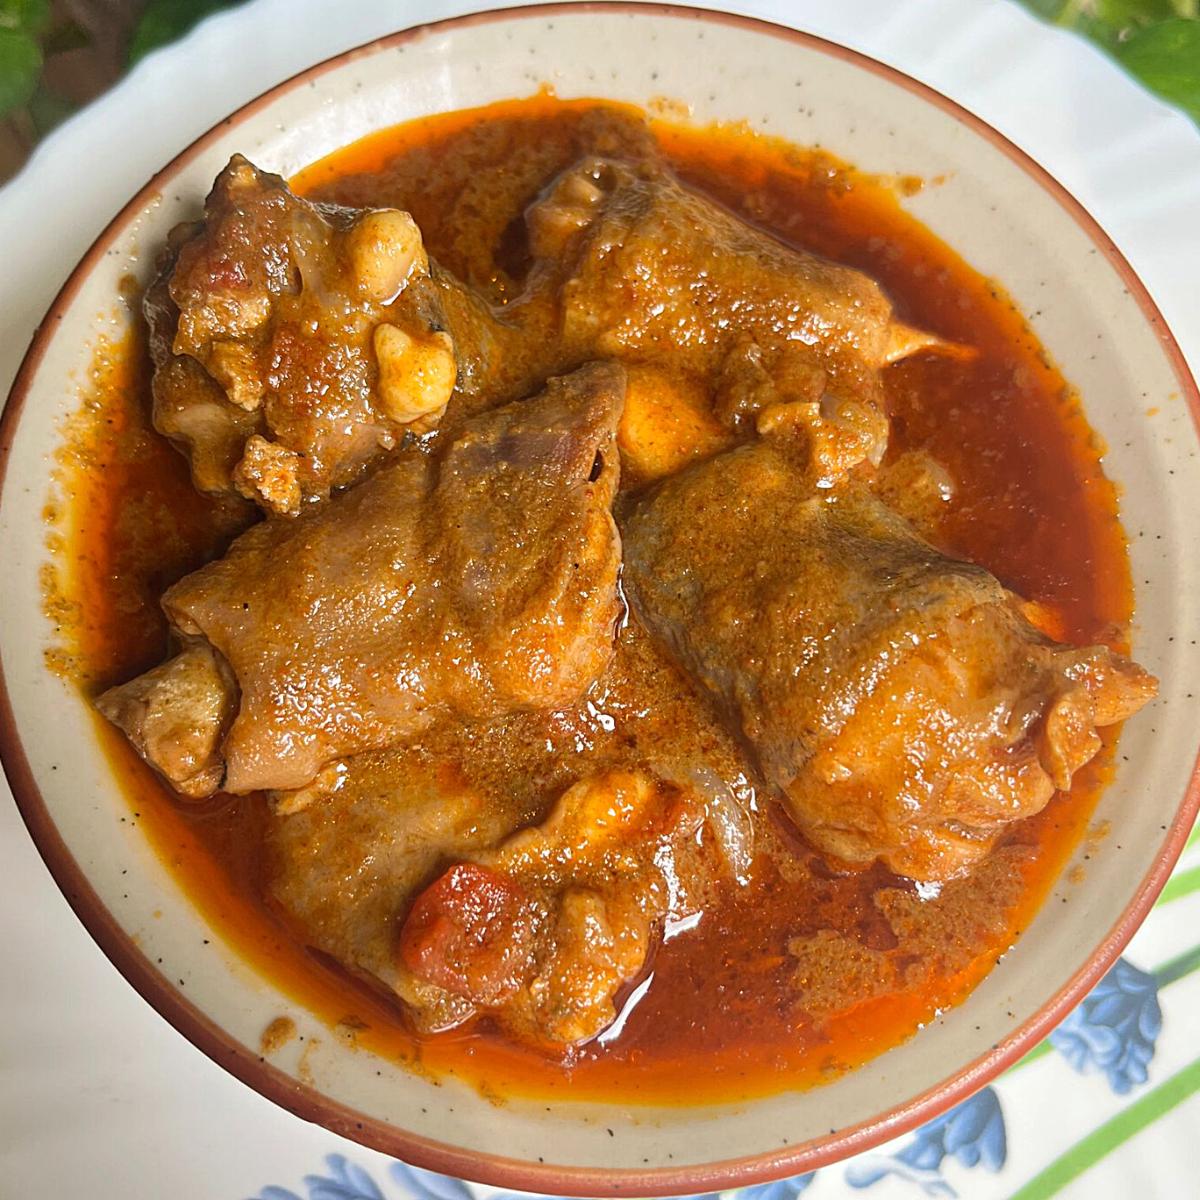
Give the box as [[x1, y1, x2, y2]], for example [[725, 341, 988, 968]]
[[53, 96, 1154, 1103]]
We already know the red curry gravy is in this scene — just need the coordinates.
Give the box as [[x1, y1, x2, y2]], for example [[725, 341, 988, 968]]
[[51, 96, 1130, 1105]]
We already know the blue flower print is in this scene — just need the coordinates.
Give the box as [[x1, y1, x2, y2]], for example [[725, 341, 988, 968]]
[[388, 1163, 474, 1200], [738, 1170, 816, 1200], [261, 1157, 800, 1200], [255, 1153, 387, 1200], [389, 1158, 725, 1200], [844, 1086, 1006, 1197], [1049, 956, 1162, 1094]]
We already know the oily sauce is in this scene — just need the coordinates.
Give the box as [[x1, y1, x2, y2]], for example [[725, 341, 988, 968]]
[[52, 97, 1132, 1104]]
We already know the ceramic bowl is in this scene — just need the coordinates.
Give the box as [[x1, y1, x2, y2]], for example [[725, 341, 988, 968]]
[[1, 4, 1197, 1194]]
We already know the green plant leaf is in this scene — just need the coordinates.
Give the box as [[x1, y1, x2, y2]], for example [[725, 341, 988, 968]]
[[1115, 17, 1200, 119], [1020, 0, 1069, 20], [1046, 1, 1123, 47], [0, 26, 40, 117], [1095, 0, 1177, 30], [1017, 0, 1200, 126], [0, 0, 50, 36], [128, 0, 245, 66]]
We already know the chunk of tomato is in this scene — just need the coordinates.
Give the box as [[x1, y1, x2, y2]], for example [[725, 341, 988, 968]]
[[398, 863, 538, 1006]]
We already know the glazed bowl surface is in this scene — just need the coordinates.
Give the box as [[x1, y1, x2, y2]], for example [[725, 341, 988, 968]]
[[1, 5, 1197, 1194]]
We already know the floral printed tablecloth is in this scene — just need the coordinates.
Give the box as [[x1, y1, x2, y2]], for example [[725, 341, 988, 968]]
[[0, 2, 1197, 1198]]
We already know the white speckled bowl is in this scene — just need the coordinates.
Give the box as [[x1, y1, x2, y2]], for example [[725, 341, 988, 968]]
[[1, 5, 1197, 1194]]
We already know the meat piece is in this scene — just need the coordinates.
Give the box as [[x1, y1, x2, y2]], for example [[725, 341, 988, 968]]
[[268, 749, 733, 1047], [266, 629, 755, 1048], [98, 363, 626, 795], [398, 769, 707, 1046], [874, 449, 957, 541], [526, 158, 960, 484], [94, 642, 236, 798], [146, 155, 517, 512], [623, 442, 1157, 880], [265, 741, 517, 1033]]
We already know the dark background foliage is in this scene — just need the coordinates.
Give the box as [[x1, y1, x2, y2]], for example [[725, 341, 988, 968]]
[[0, 0, 244, 179]]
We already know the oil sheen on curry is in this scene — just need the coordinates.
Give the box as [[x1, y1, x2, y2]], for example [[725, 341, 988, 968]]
[[53, 96, 1156, 1104]]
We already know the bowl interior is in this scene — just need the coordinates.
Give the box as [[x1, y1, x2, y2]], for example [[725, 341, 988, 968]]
[[1, 6, 1197, 1193]]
